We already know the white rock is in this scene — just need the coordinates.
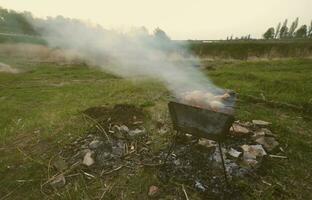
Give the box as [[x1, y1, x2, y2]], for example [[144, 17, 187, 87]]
[[198, 138, 217, 148], [241, 144, 267, 166], [50, 174, 66, 188], [228, 148, 242, 158], [255, 136, 279, 152], [82, 151, 95, 166], [230, 123, 250, 135]]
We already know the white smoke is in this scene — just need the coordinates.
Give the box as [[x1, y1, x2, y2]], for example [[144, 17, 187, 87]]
[[0, 62, 19, 73], [30, 16, 230, 110]]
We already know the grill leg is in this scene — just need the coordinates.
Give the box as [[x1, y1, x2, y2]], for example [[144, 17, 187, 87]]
[[218, 141, 229, 187], [163, 131, 179, 165]]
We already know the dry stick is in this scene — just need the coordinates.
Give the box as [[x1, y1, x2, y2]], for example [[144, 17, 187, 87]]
[[182, 184, 190, 200], [101, 165, 124, 176], [41, 161, 80, 188], [82, 114, 111, 143], [269, 154, 288, 159]]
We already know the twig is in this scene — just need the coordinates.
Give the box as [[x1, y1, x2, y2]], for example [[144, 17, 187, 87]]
[[101, 165, 124, 176], [82, 170, 96, 179], [182, 184, 190, 200], [41, 161, 80, 188], [82, 113, 111, 143], [269, 154, 288, 159], [262, 180, 272, 186]]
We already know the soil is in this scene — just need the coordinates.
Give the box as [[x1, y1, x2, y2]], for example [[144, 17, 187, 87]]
[[83, 104, 147, 129]]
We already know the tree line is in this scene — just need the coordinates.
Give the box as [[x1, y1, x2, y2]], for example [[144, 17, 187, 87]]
[[263, 18, 312, 39]]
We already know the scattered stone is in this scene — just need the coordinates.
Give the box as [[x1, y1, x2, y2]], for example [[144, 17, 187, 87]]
[[225, 161, 240, 175], [241, 144, 267, 166], [198, 138, 217, 148], [119, 125, 130, 134], [50, 174, 66, 188], [89, 140, 104, 149], [252, 120, 271, 127], [148, 185, 159, 196], [82, 151, 95, 166], [228, 148, 242, 158], [195, 180, 206, 191], [112, 141, 125, 156], [255, 136, 279, 152], [112, 125, 128, 139], [129, 128, 146, 138], [230, 123, 250, 136]]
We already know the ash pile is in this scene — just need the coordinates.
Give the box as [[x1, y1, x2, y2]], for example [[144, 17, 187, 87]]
[[46, 104, 158, 190], [159, 119, 284, 197]]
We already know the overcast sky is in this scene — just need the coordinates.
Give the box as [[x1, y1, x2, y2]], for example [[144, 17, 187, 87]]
[[0, 0, 311, 40]]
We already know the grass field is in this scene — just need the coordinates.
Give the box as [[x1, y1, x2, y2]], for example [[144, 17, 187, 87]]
[[0, 56, 312, 199]]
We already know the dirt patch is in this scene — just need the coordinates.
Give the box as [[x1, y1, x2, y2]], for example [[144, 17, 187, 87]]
[[83, 104, 146, 128]]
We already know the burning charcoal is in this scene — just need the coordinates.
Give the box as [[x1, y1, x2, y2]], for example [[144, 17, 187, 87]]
[[255, 136, 279, 152], [82, 150, 95, 166], [209, 100, 224, 112], [198, 138, 217, 148], [50, 174, 66, 188], [213, 93, 231, 101], [228, 148, 242, 158], [252, 120, 272, 127]]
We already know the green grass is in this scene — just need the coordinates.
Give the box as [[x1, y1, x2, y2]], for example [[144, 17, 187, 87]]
[[0, 57, 312, 199], [188, 40, 312, 59]]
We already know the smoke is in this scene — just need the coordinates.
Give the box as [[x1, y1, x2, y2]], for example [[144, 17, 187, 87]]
[[29, 16, 227, 104], [0, 62, 19, 73]]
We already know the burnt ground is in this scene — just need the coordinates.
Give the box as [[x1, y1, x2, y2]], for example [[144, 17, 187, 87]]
[[46, 104, 264, 199], [83, 104, 147, 129]]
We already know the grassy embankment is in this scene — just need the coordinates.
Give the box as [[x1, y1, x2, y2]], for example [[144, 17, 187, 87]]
[[187, 40, 312, 60], [0, 54, 311, 199]]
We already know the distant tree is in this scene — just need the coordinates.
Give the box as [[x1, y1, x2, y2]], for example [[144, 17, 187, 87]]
[[295, 25, 307, 38], [308, 21, 312, 38], [288, 17, 299, 38], [153, 27, 170, 41], [275, 22, 281, 39], [279, 19, 288, 39], [247, 34, 251, 40], [263, 27, 275, 39]]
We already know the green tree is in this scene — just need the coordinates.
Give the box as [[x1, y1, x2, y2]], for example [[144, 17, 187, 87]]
[[308, 21, 312, 38], [275, 22, 281, 39], [279, 19, 288, 39], [153, 27, 170, 41], [295, 25, 307, 38], [263, 27, 275, 39], [288, 17, 299, 38]]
